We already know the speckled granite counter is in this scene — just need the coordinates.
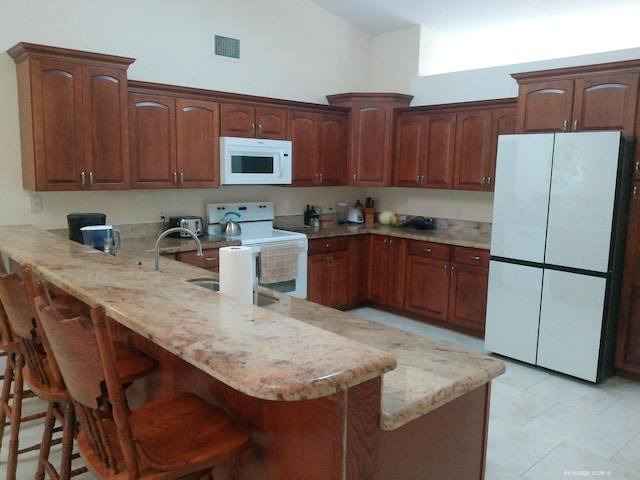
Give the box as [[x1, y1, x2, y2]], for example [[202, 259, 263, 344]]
[[0, 224, 504, 431], [0, 225, 396, 402], [275, 218, 491, 249]]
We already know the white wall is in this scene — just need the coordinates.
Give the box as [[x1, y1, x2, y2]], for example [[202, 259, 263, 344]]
[[370, 26, 420, 94], [0, 0, 372, 228]]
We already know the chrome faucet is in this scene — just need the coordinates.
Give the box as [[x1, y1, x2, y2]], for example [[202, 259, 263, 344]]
[[155, 227, 203, 272]]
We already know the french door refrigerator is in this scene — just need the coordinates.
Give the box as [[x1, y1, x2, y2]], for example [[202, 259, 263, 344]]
[[485, 131, 634, 382]]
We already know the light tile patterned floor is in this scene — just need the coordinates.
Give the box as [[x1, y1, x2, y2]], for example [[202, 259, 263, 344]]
[[3, 307, 640, 479], [351, 307, 640, 480]]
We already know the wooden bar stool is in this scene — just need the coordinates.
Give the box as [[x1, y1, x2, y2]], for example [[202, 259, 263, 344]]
[[34, 298, 251, 479], [0, 266, 156, 480]]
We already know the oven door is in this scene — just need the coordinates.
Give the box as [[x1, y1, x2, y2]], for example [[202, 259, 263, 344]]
[[250, 240, 307, 299]]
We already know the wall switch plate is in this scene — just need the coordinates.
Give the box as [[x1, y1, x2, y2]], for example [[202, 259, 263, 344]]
[[29, 194, 42, 213]]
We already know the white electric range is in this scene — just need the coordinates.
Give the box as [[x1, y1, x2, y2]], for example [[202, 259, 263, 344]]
[[206, 202, 308, 299]]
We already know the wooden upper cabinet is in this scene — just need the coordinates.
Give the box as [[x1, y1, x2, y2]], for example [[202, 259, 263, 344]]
[[220, 103, 287, 139], [176, 98, 220, 188], [573, 73, 639, 133], [327, 93, 413, 186], [129, 88, 219, 189], [129, 93, 176, 188], [8, 43, 134, 191], [394, 99, 516, 192], [453, 110, 492, 190], [515, 79, 574, 133], [513, 62, 640, 134], [288, 109, 347, 187], [289, 110, 318, 187]]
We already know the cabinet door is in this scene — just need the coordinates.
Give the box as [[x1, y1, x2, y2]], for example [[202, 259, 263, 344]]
[[616, 181, 640, 374], [82, 65, 130, 189], [31, 59, 85, 190], [394, 115, 424, 187], [453, 110, 492, 191], [352, 104, 390, 186], [289, 111, 318, 186], [177, 248, 220, 272], [405, 255, 449, 320], [176, 98, 219, 188], [349, 235, 368, 306], [387, 238, 407, 309], [573, 73, 639, 134], [423, 113, 455, 189], [219, 103, 255, 137], [307, 254, 326, 305], [516, 80, 574, 133], [448, 262, 488, 334], [129, 93, 176, 188], [255, 107, 287, 139], [366, 236, 389, 304], [317, 114, 346, 186], [488, 106, 517, 189], [325, 251, 350, 309]]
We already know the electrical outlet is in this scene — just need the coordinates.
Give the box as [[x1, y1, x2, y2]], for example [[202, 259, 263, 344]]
[[29, 194, 42, 213], [160, 209, 167, 221]]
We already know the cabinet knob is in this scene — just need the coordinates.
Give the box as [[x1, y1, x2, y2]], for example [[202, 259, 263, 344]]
[[325, 243, 331, 248]]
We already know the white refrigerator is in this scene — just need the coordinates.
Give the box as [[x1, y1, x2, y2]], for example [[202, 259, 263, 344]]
[[485, 132, 634, 382]]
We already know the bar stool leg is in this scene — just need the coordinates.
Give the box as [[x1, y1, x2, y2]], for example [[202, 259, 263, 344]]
[[35, 402, 57, 480], [0, 351, 16, 451], [59, 401, 75, 480], [6, 353, 25, 480]]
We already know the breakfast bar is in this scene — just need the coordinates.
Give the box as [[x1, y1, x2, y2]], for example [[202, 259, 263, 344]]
[[0, 225, 505, 479]]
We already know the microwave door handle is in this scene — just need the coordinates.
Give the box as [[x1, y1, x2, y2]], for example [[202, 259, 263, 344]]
[[277, 151, 284, 177]]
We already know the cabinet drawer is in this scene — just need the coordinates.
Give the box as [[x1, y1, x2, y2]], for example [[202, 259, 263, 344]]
[[407, 240, 451, 260], [177, 248, 220, 270], [453, 246, 489, 267], [309, 237, 349, 255]]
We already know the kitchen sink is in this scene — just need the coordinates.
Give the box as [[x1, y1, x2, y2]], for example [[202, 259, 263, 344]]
[[187, 278, 277, 307]]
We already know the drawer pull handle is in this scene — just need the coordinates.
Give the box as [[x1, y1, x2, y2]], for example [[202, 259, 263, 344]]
[[470, 255, 481, 260], [423, 248, 432, 253], [205, 257, 217, 262]]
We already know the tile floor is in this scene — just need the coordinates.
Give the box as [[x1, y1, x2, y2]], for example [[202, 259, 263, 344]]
[[2, 307, 640, 479]]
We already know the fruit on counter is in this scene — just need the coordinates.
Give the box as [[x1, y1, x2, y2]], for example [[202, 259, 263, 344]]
[[378, 210, 394, 225]]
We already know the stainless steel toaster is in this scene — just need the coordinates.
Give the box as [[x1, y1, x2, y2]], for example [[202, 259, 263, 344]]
[[167, 216, 203, 237]]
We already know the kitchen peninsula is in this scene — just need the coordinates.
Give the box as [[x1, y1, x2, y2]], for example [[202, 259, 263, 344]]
[[0, 225, 504, 479]]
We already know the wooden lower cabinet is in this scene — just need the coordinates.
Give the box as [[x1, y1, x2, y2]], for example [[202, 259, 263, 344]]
[[175, 248, 220, 272], [361, 236, 491, 336], [448, 247, 490, 335], [366, 235, 406, 309], [307, 237, 351, 309]]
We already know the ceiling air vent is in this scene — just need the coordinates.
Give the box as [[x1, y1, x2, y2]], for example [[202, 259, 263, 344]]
[[213, 34, 241, 61]]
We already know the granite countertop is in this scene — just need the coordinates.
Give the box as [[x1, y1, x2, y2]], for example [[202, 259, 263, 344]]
[[275, 219, 491, 250], [0, 225, 396, 403], [0, 224, 504, 431]]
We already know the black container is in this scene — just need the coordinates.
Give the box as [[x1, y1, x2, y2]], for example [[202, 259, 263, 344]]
[[67, 213, 106, 244]]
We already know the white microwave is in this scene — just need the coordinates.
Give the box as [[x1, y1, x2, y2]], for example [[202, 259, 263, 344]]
[[220, 137, 292, 185]]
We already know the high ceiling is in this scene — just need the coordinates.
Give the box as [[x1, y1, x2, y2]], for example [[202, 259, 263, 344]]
[[309, 0, 640, 35]]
